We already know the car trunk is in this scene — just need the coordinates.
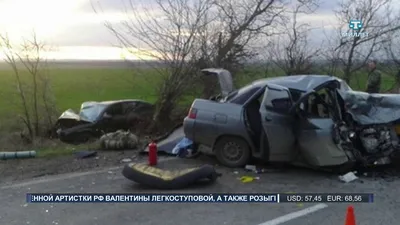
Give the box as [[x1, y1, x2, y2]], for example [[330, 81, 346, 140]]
[[201, 68, 235, 98]]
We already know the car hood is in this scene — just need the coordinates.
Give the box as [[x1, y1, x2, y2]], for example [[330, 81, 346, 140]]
[[338, 90, 400, 125], [58, 109, 92, 122], [201, 68, 235, 97]]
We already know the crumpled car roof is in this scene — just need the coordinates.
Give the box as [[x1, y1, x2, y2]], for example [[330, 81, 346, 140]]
[[338, 90, 400, 125], [83, 99, 150, 106], [252, 75, 351, 92]]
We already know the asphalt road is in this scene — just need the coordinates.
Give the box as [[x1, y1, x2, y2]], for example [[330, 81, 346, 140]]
[[1, 156, 399, 225]]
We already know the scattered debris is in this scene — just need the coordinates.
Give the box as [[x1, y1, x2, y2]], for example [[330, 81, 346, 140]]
[[245, 165, 256, 172], [121, 158, 132, 163], [339, 171, 358, 183], [244, 165, 270, 174], [74, 150, 97, 159], [0, 151, 36, 160], [172, 137, 194, 156], [239, 176, 256, 183], [233, 171, 239, 174], [100, 130, 139, 150]]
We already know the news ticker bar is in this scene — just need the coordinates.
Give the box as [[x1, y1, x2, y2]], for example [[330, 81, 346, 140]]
[[26, 193, 373, 203]]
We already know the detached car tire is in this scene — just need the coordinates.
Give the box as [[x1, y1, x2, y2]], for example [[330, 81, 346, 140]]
[[214, 136, 251, 168]]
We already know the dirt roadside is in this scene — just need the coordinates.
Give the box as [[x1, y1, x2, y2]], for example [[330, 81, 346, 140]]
[[0, 150, 147, 184]]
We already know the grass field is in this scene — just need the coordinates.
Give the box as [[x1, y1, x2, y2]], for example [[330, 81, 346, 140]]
[[0, 62, 396, 154], [0, 64, 396, 131], [0, 68, 159, 123]]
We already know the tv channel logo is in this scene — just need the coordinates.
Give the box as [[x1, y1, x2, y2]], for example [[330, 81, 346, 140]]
[[342, 20, 368, 38], [349, 20, 362, 30]]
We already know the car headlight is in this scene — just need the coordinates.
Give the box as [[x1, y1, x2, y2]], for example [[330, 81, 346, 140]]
[[348, 131, 356, 138]]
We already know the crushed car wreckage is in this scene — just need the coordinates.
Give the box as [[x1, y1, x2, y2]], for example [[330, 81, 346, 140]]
[[182, 68, 400, 172], [55, 100, 154, 144]]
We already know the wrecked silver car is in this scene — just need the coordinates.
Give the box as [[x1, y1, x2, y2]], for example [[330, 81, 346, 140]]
[[55, 100, 154, 144], [183, 68, 400, 172]]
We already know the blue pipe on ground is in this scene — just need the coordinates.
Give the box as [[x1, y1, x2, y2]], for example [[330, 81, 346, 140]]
[[0, 151, 36, 159]]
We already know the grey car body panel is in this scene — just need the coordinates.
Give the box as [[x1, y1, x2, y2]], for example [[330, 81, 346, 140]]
[[184, 99, 255, 151], [184, 73, 353, 165], [184, 70, 400, 167], [338, 90, 400, 125], [265, 75, 351, 92], [259, 85, 296, 161], [201, 68, 235, 97], [295, 118, 349, 166]]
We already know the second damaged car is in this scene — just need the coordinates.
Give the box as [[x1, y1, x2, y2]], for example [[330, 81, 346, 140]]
[[184, 68, 400, 172], [55, 100, 154, 144]]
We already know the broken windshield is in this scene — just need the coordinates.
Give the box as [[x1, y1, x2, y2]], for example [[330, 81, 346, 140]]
[[79, 103, 107, 122]]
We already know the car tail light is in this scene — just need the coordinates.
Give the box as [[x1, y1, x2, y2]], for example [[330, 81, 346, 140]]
[[188, 108, 197, 119]]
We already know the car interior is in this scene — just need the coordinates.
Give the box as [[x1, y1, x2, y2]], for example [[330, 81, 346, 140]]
[[244, 88, 296, 148], [245, 95, 263, 147], [297, 88, 335, 119], [244, 87, 336, 149], [103, 103, 124, 119]]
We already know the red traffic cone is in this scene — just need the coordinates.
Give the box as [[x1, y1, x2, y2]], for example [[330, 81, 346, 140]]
[[344, 205, 356, 225]]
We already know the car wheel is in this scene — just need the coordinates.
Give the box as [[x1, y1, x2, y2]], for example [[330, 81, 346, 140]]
[[214, 136, 251, 168]]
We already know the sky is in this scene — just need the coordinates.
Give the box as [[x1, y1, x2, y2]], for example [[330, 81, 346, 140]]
[[0, 0, 395, 60]]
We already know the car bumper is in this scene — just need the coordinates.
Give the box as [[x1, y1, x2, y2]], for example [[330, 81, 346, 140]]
[[183, 117, 195, 140]]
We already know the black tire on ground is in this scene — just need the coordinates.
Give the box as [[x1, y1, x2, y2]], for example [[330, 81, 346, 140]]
[[214, 136, 251, 168]]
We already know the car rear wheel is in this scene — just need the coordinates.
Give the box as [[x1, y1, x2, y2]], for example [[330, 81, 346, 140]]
[[214, 136, 251, 168]]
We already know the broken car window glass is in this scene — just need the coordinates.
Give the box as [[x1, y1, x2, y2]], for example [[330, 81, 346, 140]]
[[265, 89, 292, 113], [79, 104, 107, 122]]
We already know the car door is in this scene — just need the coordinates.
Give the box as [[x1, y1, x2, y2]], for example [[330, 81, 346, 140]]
[[290, 89, 349, 167], [99, 103, 125, 133], [259, 85, 296, 162], [124, 101, 155, 129]]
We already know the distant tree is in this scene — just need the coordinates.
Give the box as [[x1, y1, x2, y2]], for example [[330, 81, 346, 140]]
[[96, 0, 288, 128], [383, 31, 400, 92], [193, 0, 287, 98], [268, 0, 320, 75], [95, 0, 214, 130], [324, 0, 400, 84], [0, 32, 57, 142]]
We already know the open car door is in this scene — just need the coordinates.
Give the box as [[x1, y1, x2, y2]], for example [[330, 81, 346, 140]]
[[259, 85, 296, 162], [289, 89, 349, 167]]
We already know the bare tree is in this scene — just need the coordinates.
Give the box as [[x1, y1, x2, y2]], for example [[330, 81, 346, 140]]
[[268, 0, 320, 75], [195, 0, 287, 97], [325, 0, 400, 84], [95, 0, 214, 130], [383, 31, 400, 92], [96, 0, 287, 128], [0, 32, 57, 142]]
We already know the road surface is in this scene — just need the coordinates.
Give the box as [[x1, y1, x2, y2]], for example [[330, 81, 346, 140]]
[[1, 157, 399, 225]]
